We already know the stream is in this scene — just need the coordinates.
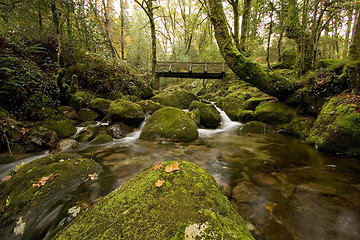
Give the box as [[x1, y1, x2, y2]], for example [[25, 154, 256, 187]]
[[1, 108, 360, 240]]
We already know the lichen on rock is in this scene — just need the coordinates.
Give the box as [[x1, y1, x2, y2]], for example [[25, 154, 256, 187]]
[[56, 161, 254, 240]]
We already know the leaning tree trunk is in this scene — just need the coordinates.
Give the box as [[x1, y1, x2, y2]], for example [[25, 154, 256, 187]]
[[205, 0, 294, 101]]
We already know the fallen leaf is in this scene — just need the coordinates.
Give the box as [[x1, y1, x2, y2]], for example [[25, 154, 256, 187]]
[[1, 175, 11, 182], [152, 162, 163, 170], [155, 180, 165, 187], [78, 158, 85, 162], [31, 173, 60, 190], [89, 173, 98, 180], [165, 161, 180, 173], [59, 159, 65, 163]]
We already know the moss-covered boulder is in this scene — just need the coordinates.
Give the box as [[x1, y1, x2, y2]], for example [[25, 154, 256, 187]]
[[108, 99, 145, 126], [74, 124, 99, 142], [151, 92, 182, 109], [77, 108, 99, 122], [283, 116, 315, 139], [90, 98, 112, 115], [172, 90, 199, 109], [217, 96, 245, 121], [140, 107, 198, 141], [57, 106, 77, 119], [23, 127, 58, 152], [188, 109, 201, 126], [0, 153, 102, 240], [238, 110, 255, 123], [189, 101, 220, 128], [44, 118, 77, 139], [89, 134, 113, 145], [242, 97, 273, 111], [138, 100, 163, 114], [69, 91, 96, 110], [307, 94, 360, 157], [107, 122, 133, 139], [237, 121, 274, 134], [56, 161, 254, 240], [254, 101, 296, 125]]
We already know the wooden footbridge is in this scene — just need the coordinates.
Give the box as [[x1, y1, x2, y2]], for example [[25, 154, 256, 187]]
[[156, 62, 228, 79]]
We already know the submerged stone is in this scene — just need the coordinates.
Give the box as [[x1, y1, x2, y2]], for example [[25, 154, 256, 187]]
[[0, 153, 102, 240], [237, 121, 274, 134], [307, 93, 360, 157], [140, 107, 198, 142], [56, 161, 254, 240]]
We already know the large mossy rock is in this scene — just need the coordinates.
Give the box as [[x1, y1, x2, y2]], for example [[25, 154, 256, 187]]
[[43, 118, 77, 138], [89, 134, 113, 145], [23, 127, 58, 152], [307, 94, 360, 157], [151, 90, 198, 109], [138, 100, 163, 114], [108, 99, 145, 126], [77, 108, 99, 122], [189, 101, 221, 128], [0, 153, 102, 240], [90, 98, 112, 115], [56, 161, 254, 240], [254, 101, 296, 125], [283, 116, 315, 139], [140, 107, 198, 141]]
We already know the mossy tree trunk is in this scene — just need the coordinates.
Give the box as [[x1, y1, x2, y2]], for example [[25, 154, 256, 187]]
[[205, 0, 295, 101], [239, 0, 252, 52]]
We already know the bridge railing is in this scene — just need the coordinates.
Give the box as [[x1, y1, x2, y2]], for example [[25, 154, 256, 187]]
[[156, 62, 227, 73]]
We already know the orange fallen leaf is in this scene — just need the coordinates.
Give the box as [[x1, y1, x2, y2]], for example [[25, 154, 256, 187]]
[[1, 175, 11, 182], [88, 173, 98, 180], [152, 162, 163, 170], [155, 180, 165, 187], [32, 173, 60, 190], [165, 161, 180, 173]]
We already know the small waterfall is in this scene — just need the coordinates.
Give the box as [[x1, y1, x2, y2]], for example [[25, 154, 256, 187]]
[[121, 117, 147, 142], [214, 106, 242, 132], [198, 104, 242, 138]]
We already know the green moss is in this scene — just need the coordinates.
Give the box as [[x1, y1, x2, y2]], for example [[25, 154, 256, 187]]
[[151, 92, 182, 108], [140, 107, 198, 142], [189, 101, 220, 128], [172, 90, 198, 109], [90, 98, 112, 115], [307, 94, 360, 157], [238, 110, 255, 123], [284, 116, 315, 139], [108, 99, 145, 126], [44, 118, 77, 138], [138, 100, 163, 114], [69, 91, 96, 110], [56, 161, 254, 240], [237, 121, 274, 134], [0, 153, 102, 239], [242, 97, 273, 111], [27, 106, 56, 121], [187, 109, 201, 126], [75, 124, 99, 142], [216, 96, 245, 121], [77, 108, 99, 122], [89, 134, 113, 145], [254, 101, 296, 125]]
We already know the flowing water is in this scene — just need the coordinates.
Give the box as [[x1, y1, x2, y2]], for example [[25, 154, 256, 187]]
[[1, 110, 360, 240]]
